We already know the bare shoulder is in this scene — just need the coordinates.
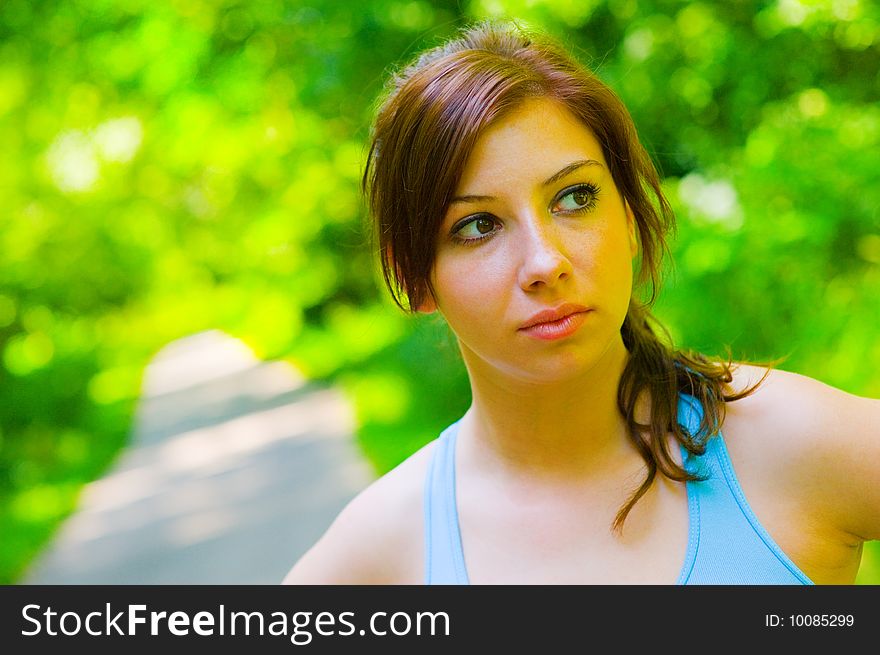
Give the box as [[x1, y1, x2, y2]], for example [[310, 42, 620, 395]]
[[281, 437, 436, 585], [722, 363, 880, 544]]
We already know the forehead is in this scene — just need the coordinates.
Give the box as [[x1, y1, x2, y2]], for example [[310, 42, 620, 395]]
[[455, 97, 606, 192]]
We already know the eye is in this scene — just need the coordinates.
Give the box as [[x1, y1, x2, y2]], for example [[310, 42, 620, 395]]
[[553, 183, 600, 213], [452, 214, 498, 243]]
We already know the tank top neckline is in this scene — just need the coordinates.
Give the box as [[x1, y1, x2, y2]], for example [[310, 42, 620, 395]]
[[433, 419, 700, 585], [426, 392, 815, 585]]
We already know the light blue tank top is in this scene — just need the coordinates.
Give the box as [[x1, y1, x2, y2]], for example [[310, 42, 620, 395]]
[[423, 392, 814, 584]]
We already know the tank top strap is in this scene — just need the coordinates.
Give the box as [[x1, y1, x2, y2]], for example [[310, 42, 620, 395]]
[[674, 392, 814, 584], [423, 420, 469, 584], [677, 392, 709, 443]]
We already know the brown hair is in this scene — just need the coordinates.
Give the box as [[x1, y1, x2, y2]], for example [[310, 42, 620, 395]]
[[362, 20, 777, 531]]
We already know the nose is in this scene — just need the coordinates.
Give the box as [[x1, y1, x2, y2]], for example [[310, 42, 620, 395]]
[[516, 214, 572, 291]]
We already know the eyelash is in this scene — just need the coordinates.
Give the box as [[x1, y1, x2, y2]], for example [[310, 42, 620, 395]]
[[450, 182, 601, 247]]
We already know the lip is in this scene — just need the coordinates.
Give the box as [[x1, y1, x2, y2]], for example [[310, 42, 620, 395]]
[[518, 304, 592, 341], [519, 303, 591, 330]]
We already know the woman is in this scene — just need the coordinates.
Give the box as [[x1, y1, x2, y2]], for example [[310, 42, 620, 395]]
[[283, 21, 879, 585]]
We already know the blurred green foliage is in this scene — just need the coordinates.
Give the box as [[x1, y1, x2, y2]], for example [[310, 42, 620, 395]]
[[1, 0, 877, 583]]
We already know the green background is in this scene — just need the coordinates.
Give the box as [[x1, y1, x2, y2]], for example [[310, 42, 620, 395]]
[[1, 0, 878, 583]]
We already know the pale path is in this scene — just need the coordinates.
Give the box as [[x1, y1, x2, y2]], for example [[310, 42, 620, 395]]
[[23, 331, 375, 584]]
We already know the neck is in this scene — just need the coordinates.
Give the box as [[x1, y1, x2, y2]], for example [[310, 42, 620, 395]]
[[457, 335, 640, 484]]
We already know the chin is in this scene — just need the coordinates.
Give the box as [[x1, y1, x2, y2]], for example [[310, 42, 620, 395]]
[[520, 338, 627, 384], [498, 353, 606, 386]]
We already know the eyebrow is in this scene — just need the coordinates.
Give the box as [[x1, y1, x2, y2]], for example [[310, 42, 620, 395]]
[[450, 159, 603, 204]]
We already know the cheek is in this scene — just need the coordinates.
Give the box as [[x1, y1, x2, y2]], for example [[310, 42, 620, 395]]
[[570, 220, 620, 262], [432, 254, 510, 326], [576, 225, 634, 295], [604, 238, 636, 312]]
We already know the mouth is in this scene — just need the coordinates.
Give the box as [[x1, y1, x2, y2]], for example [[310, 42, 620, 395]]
[[518, 304, 592, 341], [518, 303, 591, 330]]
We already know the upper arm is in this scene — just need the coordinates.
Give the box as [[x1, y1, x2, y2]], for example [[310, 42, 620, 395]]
[[752, 369, 880, 544], [281, 488, 397, 585], [803, 385, 880, 543], [281, 443, 431, 585]]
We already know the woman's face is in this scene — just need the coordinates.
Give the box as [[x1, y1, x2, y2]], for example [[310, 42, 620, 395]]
[[424, 97, 638, 385]]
